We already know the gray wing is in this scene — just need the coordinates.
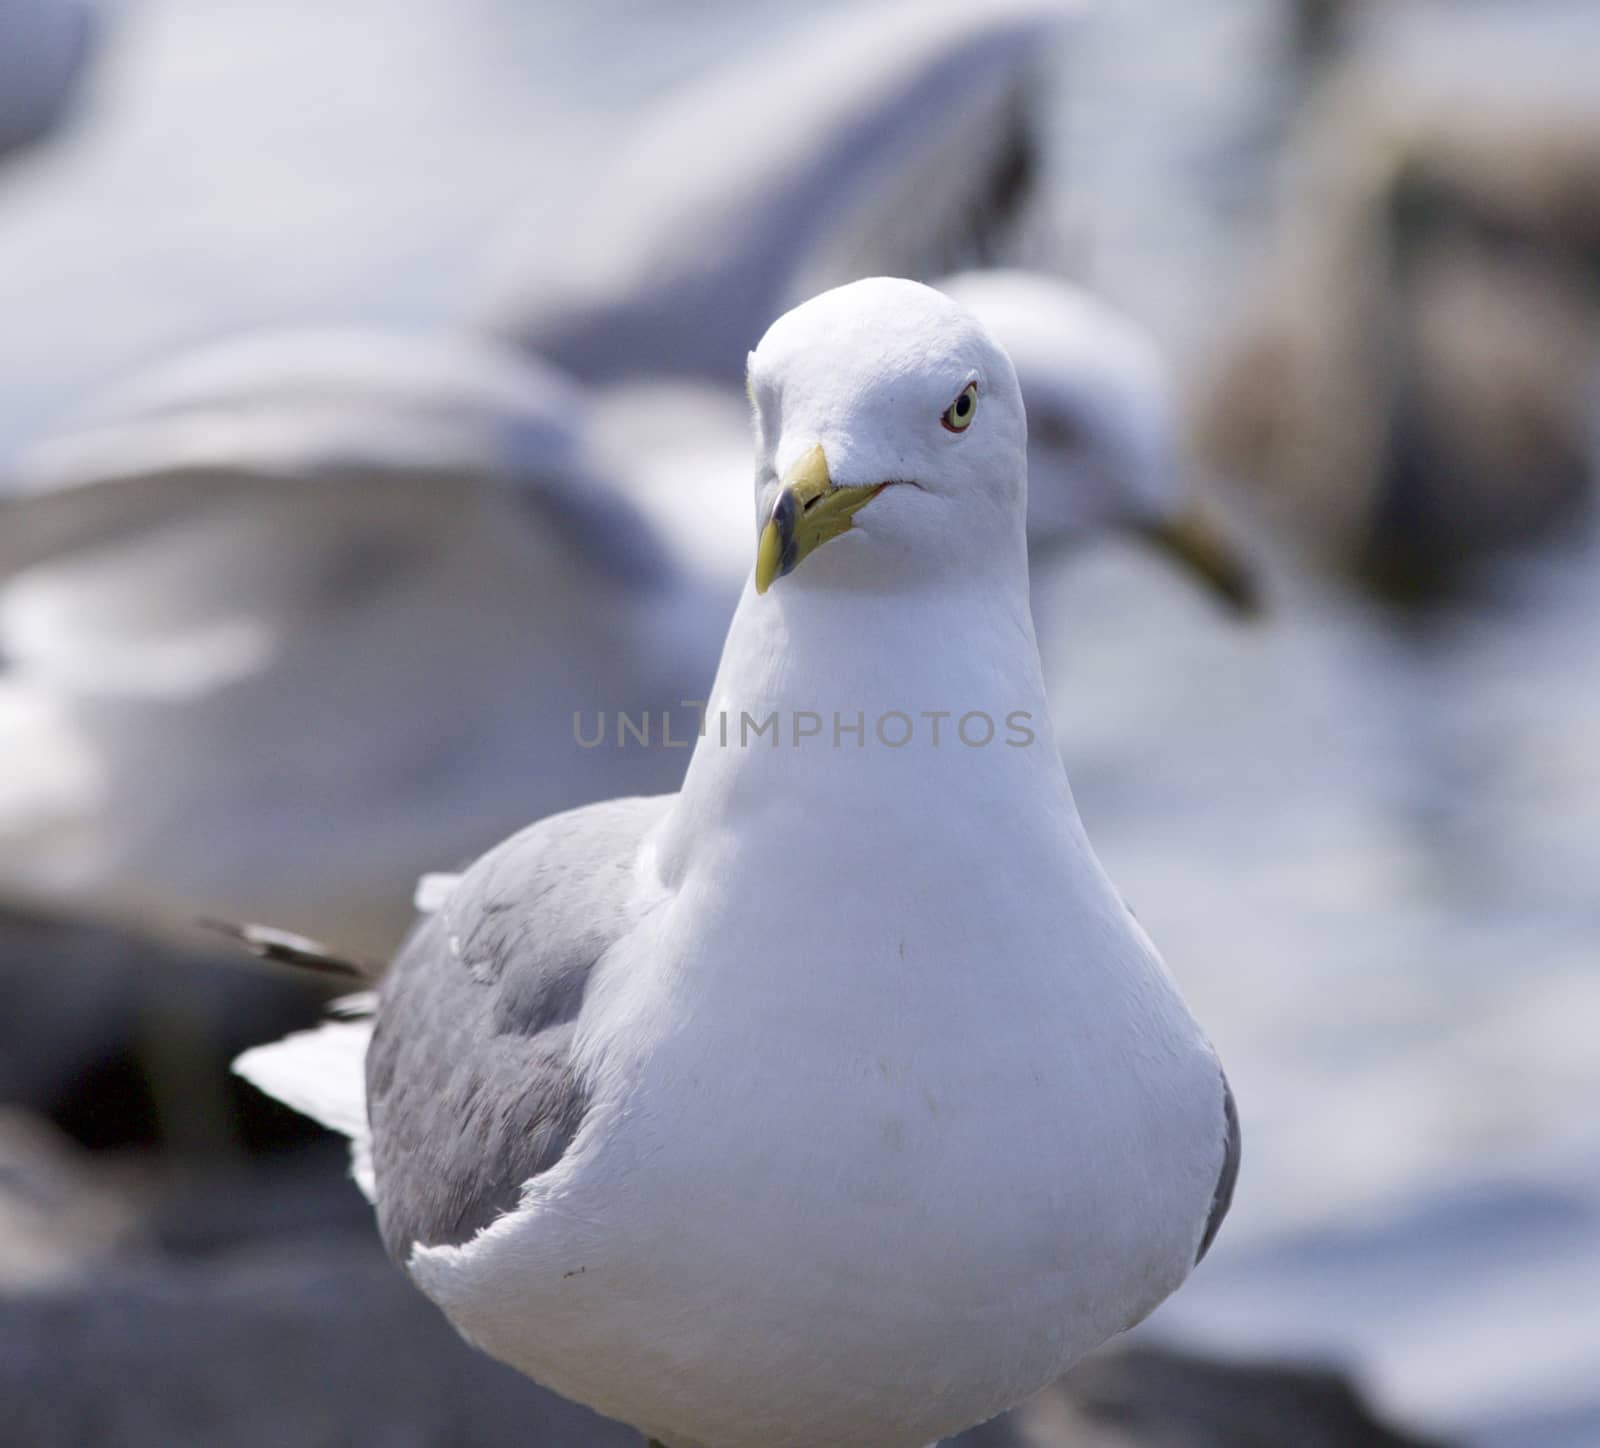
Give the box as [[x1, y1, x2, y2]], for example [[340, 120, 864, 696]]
[[364, 794, 671, 1262], [0, 328, 673, 587], [1195, 1072, 1240, 1264], [474, 0, 1066, 384]]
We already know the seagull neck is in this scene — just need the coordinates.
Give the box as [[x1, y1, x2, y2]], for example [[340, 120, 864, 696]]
[[654, 572, 1074, 886]]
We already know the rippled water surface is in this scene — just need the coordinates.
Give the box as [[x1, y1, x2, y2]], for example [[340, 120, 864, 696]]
[[0, 2, 1595, 1444]]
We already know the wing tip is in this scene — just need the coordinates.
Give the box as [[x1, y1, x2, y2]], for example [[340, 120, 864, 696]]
[[198, 916, 376, 982], [1196, 1072, 1241, 1264]]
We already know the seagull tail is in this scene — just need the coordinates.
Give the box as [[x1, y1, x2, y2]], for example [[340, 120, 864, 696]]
[[217, 917, 380, 1201], [234, 1013, 376, 1203]]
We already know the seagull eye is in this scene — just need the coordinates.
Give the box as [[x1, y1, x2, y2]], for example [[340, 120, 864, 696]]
[[941, 382, 978, 433]]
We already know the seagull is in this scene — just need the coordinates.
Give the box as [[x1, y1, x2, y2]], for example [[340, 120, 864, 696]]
[[235, 278, 1239, 1448], [474, 0, 1069, 385], [0, 0, 94, 169]]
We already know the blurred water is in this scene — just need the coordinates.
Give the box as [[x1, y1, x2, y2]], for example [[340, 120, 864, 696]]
[[0, 1, 1596, 1445]]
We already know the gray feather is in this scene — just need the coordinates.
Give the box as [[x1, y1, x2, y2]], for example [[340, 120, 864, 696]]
[[0, 329, 675, 590], [199, 918, 376, 982], [1196, 1072, 1240, 1264], [365, 795, 671, 1259]]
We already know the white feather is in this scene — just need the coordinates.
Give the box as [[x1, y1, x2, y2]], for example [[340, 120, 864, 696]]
[[233, 1021, 375, 1201], [413, 872, 462, 914]]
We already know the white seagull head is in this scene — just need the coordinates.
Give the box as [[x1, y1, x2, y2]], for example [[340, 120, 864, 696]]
[[745, 277, 1028, 598]]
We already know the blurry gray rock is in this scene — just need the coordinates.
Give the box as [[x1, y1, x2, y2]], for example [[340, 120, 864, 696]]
[[0, 1232, 1447, 1448], [0, 1239, 639, 1448], [143, 1142, 372, 1257], [0, 1108, 141, 1289], [0, 904, 329, 1154], [965, 1343, 1451, 1448], [0, 907, 142, 1110]]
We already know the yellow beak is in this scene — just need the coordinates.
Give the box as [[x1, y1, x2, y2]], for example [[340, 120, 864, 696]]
[[1138, 503, 1262, 616], [754, 443, 888, 595]]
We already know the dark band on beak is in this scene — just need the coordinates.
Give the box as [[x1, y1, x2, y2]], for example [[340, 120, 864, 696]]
[[766, 487, 804, 584]]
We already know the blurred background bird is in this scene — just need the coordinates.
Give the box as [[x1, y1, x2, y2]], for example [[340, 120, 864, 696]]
[[0, 0, 95, 172], [0, 1, 1595, 1446]]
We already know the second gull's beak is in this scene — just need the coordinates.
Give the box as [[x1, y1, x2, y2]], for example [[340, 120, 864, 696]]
[[1137, 501, 1262, 616], [754, 443, 888, 595]]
